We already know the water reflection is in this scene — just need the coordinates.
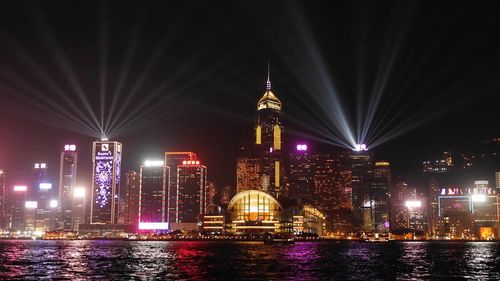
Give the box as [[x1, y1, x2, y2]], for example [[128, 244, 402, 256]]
[[0, 240, 498, 280]]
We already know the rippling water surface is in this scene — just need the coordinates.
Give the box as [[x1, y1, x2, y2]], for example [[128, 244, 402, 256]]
[[0, 240, 499, 280]]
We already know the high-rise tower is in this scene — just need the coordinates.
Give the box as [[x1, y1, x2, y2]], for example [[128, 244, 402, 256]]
[[371, 161, 391, 233], [254, 66, 285, 199], [165, 152, 197, 224], [90, 140, 122, 224], [58, 144, 78, 230], [0, 169, 6, 230], [139, 161, 169, 231]]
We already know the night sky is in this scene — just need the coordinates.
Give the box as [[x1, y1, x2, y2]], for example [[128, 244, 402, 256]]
[[0, 1, 499, 189]]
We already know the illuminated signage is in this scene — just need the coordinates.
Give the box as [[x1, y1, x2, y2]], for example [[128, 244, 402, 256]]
[[39, 183, 52, 190], [95, 144, 114, 208], [144, 160, 164, 167], [64, 144, 77, 151], [296, 144, 308, 151], [353, 144, 368, 151], [182, 160, 200, 165], [25, 201, 38, 209], [34, 163, 47, 169], [138, 222, 169, 230], [13, 185, 27, 192]]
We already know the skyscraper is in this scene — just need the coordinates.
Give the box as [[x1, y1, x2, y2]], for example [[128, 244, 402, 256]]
[[288, 144, 314, 200], [254, 69, 285, 199], [349, 150, 373, 232], [122, 170, 140, 227], [11, 185, 27, 231], [427, 177, 440, 236], [33, 163, 54, 232], [176, 160, 207, 225], [312, 151, 352, 232], [91, 140, 122, 224], [139, 161, 169, 230], [236, 155, 261, 193], [371, 161, 391, 233], [72, 187, 86, 230], [165, 152, 197, 224], [390, 181, 409, 231], [0, 169, 6, 230], [58, 144, 78, 230]]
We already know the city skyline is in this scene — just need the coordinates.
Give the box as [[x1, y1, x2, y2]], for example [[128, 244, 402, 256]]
[[0, 1, 499, 188]]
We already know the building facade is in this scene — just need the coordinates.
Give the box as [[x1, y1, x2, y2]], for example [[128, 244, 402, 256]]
[[371, 161, 391, 233], [90, 141, 122, 224], [165, 152, 197, 224], [176, 160, 207, 226], [139, 161, 169, 231], [58, 144, 78, 230]]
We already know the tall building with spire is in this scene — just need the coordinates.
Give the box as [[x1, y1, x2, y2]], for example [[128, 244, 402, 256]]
[[254, 66, 285, 199]]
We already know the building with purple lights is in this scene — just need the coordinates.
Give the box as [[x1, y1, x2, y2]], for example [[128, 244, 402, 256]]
[[90, 140, 122, 224]]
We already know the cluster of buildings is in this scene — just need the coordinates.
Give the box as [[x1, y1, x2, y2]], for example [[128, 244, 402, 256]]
[[0, 74, 499, 240]]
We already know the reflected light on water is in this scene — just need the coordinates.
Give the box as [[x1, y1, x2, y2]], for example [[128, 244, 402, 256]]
[[0, 240, 499, 280]]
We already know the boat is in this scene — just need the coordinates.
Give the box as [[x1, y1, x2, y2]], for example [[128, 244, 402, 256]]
[[364, 233, 393, 243], [263, 237, 295, 245]]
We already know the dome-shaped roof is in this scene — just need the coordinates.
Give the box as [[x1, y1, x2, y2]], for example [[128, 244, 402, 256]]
[[227, 190, 282, 211]]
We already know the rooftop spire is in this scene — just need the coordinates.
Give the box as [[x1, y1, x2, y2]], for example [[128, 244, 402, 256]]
[[266, 60, 271, 90]]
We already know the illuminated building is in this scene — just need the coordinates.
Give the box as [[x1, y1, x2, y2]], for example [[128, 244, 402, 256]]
[[138, 160, 169, 231], [72, 187, 86, 230], [390, 181, 409, 230], [288, 144, 313, 200], [227, 190, 282, 234], [164, 152, 197, 224], [427, 177, 440, 236], [24, 200, 38, 232], [200, 215, 224, 233], [292, 205, 326, 236], [437, 187, 472, 238], [220, 185, 234, 207], [496, 171, 500, 189], [206, 181, 217, 208], [0, 169, 5, 230], [90, 140, 122, 224], [254, 70, 285, 199], [406, 189, 428, 233], [122, 170, 140, 227], [371, 161, 391, 233], [422, 151, 453, 173], [58, 144, 78, 230], [11, 186, 27, 231], [312, 152, 352, 231], [236, 155, 261, 193], [175, 160, 207, 228], [31, 163, 54, 231], [349, 150, 373, 232]]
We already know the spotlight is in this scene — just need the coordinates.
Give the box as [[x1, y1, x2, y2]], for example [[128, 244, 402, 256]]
[[101, 136, 109, 141], [353, 143, 368, 151]]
